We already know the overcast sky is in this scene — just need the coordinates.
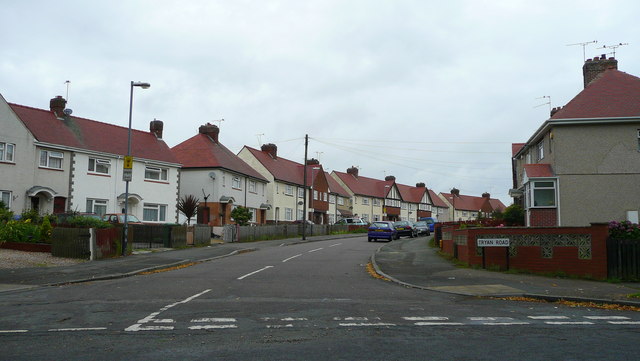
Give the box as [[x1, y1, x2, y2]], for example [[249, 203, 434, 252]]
[[2, 1, 638, 205]]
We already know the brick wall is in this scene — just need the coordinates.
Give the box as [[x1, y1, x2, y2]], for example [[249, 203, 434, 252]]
[[529, 208, 557, 226]]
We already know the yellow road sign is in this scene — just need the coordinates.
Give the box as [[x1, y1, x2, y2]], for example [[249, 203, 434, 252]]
[[123, 156, 133, 169]]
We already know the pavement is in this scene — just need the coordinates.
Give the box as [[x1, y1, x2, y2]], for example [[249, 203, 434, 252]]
[[1, 234, 639, 307]]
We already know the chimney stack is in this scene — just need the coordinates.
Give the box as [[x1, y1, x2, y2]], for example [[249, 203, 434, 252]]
[[150, 119, 163, 139], [384, 175, 396, 181], [199, 123, 220, 143], [49, 96, 66, 118], [306, 158, 320, 165], [261, 143, 278, 158], [482, 192, 491, 198], [347, 166, 359, 178], [416, 182, 426, 188], [583, 54, 618, 88]]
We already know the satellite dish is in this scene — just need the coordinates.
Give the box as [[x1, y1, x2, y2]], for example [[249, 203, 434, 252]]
[[63, 108, 73, 115], [208, 172, 216, 179]]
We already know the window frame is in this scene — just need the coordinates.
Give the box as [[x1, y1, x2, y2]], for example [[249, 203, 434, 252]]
[[362, 197, 369, 205], [0, 142, 15, 163], [144, 166, 168, 181], [537, 141, 544, 161], [143, 203, 167, 222], [39, 150, 63, 169], [86, 198, 108, 216], [329, 194, 336, 204], [1, 190, 11, 208], [285, 207, 293, 221], [529, 180, 557, 208], [284, 184, 293, 196], [88, 157, 111, 175], [297, 187, 305, 198], [248, 180, 257, 193]]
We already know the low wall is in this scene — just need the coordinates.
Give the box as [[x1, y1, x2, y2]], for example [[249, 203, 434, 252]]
[[227, 224, 351, 242], [1, 242, 51, 253], [440, 223, 608, 280]]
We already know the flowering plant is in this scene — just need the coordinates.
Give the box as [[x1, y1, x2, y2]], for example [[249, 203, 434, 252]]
[[608, 220, 640, 240]]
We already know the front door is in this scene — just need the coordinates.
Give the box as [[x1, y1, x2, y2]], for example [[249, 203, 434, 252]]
[[53, 197, 66, 214]]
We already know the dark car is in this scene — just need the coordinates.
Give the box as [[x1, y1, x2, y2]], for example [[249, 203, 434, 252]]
[[413, 221, 431, 236], [394, 220, 417, 238], [368, 221, 397, 242]]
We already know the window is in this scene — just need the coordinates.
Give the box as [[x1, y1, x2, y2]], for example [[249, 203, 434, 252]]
[[462, 211, 468, 217], [285, 207, 293, 221], [385, 199, 401, 208], [328, 214, 335, 224], [145, 166, 168, 181], [88, 158, 110, 174], [373, 214, 380, 221], [248, 208, 257, 223], [530, 180, 556, 207], [526, 151, 532, 164], [373, 199, 380, 206], [1, 191, 11, 207], [401, 202, 407, 210], [329, 194, 336, 204], [298, 188, 305, 198], [361, 214, 369, 222], [232, 177, 242, 189], [323, 193, 327, 201], [249, 180, 257, 193], [0, 142, 15, 162], [537, 141, 544, 161], [39, 150, 63, 169], [438, 207, 444, 215], [637, 129, 640, 151], [337, 197, 344, 206], [297, 209, 304, 220], [86, 198, 107, 216], [284, 184, 293, 196], [362, 197, 369, 205], [313, 190, 318, 200], [143, 203, 167, 222]]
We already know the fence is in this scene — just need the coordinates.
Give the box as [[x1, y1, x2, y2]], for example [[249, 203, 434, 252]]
[[607, 238, 640, 280], [224, 224, 352, 242]]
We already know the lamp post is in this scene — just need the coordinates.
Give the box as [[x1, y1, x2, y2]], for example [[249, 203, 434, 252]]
[[123, 81, 150, 256]]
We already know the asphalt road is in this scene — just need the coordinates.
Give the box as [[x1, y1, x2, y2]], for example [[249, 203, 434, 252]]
[[1, 235, 638, 360]]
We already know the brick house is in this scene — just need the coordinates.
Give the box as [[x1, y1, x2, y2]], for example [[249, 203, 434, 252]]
[[238, 144, 330, 224], [171, 124, 270, 226], [438, 191, 506, 222], [511, 55, 640, 226], [0, 94, 180, 222]]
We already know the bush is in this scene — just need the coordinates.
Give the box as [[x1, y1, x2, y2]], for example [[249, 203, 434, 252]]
[[63, 215, 112, 229], [0, 219, 42, 243], [609, 221, 640, 240]]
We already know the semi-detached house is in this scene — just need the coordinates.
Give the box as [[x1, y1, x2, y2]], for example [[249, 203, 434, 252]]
[[396, 182, 434, 222], [0, 95, 180, 223]]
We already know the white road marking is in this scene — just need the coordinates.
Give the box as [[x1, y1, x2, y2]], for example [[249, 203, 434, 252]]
[[189, 325, 238, 330], [266, 324, 294, 329], [48, 327, 108, 332], [125, 289, 211, 332], [237, 266, 274, 280], [608, 321, 640, 325], [334, 317, 369, 321], [414, 322, 464, 326], [403, 317, 449, 321], [328, 243, 342, 247], [545, 321, 594, 325], [0, 330, 28, 333], [339, 323, 396, 327], [281, 317, 307, 321], [282, 254, 302, 263], [191, 318, 237, 323], [528, 316, 569, 320], [468, 317, 514, 321], [584, 316, 629, 320], [482, 322, 530, 326], [307, 248, 323, 253]]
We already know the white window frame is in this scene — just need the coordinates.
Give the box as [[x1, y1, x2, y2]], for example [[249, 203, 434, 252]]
[[248, 180, 257, 193], [1, 190, 11, 208], [323, 192, 327, 202], [143, 203, 167, 222], [145, 166, 168, 181], [329, 194, 336, 204], [373, 199, 380, 206], [285, 207, 293, 221], [537, 141, 544, 161], [86, 198, 108, 216], [39, 150, 63, 169], [401, 202, 407, 210], [232, 176, 242, 190], [284, 184, 293, 196], [313, 190, 318, 200], [362, 197, 369, 205], [0, 142, 15, 163], [297, 209, 304, 220], [297, 187, 305, 198], [637, 129, 640, 151], [337, 197, 344, 206], [528, 180, 557, 208], [88, 157, 111, 175]]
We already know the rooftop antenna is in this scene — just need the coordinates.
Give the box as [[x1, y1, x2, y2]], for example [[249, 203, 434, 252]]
[[212, 118, 225, 128], [315, 151, 323, 162], [566, 40, 597, 61], [597, 42, 629, 58], [534, 96, 551, 112], [256, 133, 265, 147], [64, 80, 71, 101]]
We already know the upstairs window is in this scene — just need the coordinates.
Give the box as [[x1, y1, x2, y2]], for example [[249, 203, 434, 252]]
[[0, 142, 15, 163], [297, 187, 305, 198], [362, 197, 369, 205], [337, 197, 344, 206], [145, 166, 168, 181], [329, 194, 336, 204], [88, 158, 110, 174], [284, 184, 293, 196], [537, 141, 544, 161], [39, 150, 63, 169], [313, 190, 318, 200], [249, 180, 257, 193], [232, 177, 242, 189], [373, 199, 380, 206]]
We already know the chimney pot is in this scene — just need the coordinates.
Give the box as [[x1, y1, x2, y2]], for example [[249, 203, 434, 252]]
[[416, 182, 426, 188], [306, 158, 319, 165], [384, 175, 396, 181], [49, 96, 66, 118], [199, 123, 220, 143], [346, 166, 359, 178], [482, 192, 490, 198], [261, 143, 278, 158], [150, 119, 163, 139]]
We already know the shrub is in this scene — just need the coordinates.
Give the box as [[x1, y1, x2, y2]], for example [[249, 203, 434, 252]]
[[230, 206, 252, 226], [608, 221, 640, 241], [64, 215, 112, 229], [0, 219, 42, 243]]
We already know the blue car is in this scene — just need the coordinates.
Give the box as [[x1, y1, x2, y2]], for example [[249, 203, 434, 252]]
[[368, 221, 398, 242], [420, 217, 438, 232]]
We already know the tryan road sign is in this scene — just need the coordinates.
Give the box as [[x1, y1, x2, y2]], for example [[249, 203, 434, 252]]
[[123, 169, 132, 182], [477, 238, 510, 247]]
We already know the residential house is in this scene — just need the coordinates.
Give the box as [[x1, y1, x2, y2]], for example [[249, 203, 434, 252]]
[[238, 144, 330, 224], [0, 94, 180, 222], [396, 182, 433, 222], [511, 55, 640, 226], [171, 124, 270, 226], [325, 171, 352, 224], [429, 189, 449, 221], [330, 168, 402, 222], [438, 191, 506, 222]]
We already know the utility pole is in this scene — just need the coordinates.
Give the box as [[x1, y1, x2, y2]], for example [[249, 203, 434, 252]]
[[302, 134, 309, 240]]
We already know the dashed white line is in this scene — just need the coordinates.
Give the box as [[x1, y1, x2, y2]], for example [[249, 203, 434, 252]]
[[48, 327, 108, 332], [608, 321, 640, 325], [191, 318, 237, 323], [328, 243, 342, 247], [403, 317, 449, 321], [414, 322, 464, 326], [0, 330, 28, 333], [584, 316, 629, 320], [282, 254, 303, 263], [189, 324, 238, 330], [339, 323, 396, 327], [545, 322, 594, 325], [237, 266, 274, 280], [528, 316, 570, 320], [308, 248, 324, 253]]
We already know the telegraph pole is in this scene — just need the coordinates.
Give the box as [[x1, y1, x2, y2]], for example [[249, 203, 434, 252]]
[[302, 134, 309, 240]]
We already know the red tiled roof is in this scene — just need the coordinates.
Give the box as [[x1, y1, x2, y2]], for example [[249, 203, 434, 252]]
[[440, 192, 506, 212], [325, 172, 350, 197], [9, 103, 178, 163], [243, 146, 324, 186], [397, 183, 428, 204], [429, 189, 448, 208], [172, 134, 267, 181], [551, 69, 640, 119], [332, 171, 394, 198], [523, 163, 554, 178], [512, 143, 525, 157]]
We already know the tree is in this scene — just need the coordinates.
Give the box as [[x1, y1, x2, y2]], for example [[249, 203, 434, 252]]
[[230, 206, 252, 226], [177, 195, 199, 225], [502, 204, 525, 226]]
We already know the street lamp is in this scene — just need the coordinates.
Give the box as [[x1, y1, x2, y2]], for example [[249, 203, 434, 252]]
[[123, 81, 150, 256]]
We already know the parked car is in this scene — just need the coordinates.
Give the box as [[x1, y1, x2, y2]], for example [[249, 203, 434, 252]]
[[102, 213, 143, 224], [335, 217, 369, 226], [394, 220, 417, 238], [419, 217, 438, 232], [293, 219, 314, 225], [413, 221, 431, 236], [367, 221, 397, 242]]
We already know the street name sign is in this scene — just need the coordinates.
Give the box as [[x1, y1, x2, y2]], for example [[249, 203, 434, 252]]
[[477, 238, 510, 247]]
